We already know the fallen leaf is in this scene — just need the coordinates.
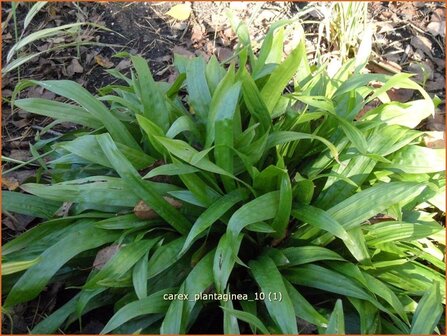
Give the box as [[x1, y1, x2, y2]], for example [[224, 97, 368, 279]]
[[172, 46, 194, 58], [407, 62, 433, 83], [3, 170, 35, 185], [424, 131, 445, 149], [166, 3, 192, 21], [9, 150, 30, 162], [410, 35, 433, 57], [426, 108, 445, 131], [191, 22, 205, 43], [387, 88, 413, 103], [93, 244, 120, 270], [426, 74, 445, 92], [216, 47, 233, 62], [427, 21, 446, 38], [95, 55, 114, 68], [2, 32, 12, 42], [3, 214, 35, 232], [116, 59, 132, 70], [66, 58, 84, 77], [134, 197, 182, 219], [2, 177, 19, 191]]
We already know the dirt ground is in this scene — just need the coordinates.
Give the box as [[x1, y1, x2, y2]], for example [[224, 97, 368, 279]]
[[1, 1, 445, 333]]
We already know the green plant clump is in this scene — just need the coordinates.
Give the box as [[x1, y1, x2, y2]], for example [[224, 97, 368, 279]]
[[2, 20, 445, 334]]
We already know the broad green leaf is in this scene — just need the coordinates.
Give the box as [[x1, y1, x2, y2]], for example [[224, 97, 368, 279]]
[[85, 239, 158, 289], [161, 250, 214, 334], [349, 298, 380, 334], [95, 214, 161, 230], [101, 288, 173, 334], [267, 131, 339, 161], [2, 191, 61, 218], [325, 300, 345, 334], [240, 68, 271, 132], [21, 176, 178, 208], [365, 221, 443, 245], [5, 225, 119, 307], [2, 257, 41, 275], [284, 280, 328, 328], [250, 256, 298, 334], [328, 182, 426, 230], [60, 135, 155, 170], [271, 171, 292, 239], [31, 294, 80, 334], [212, 77, 241, 190], [147, 237, 186, 279], [284, 264, 373, 301], [292, 205, 349, 240], [2, 214, 110, 256], [222, 290, 240, 334], [181, 189, 248, 254], [14, 98, 102, 128], [166, 115, 200, 139], [410, 281, 443, 334], [186, 57, 211, 122], [143, 163, 199, 179], [131, 55, 169, 131], [363, 100, 434, 128], [220, 307, 270, 335], [23, 80, 140, 150], [227, 191, 280, 238], [282, 246, 345, 266], [213, 233, 243, 293], [97, 134, 191, 234], [378, 146, 445, 174], [261, 35, 307, 112], [154, 136, 232, 178], [205, 55, 226, 93]]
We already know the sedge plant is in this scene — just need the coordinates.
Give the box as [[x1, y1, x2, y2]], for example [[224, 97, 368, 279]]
[[2, 19, 445, 334]]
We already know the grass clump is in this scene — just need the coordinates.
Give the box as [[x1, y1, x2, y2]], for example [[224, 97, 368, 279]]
[[2, 19, 445, 334]]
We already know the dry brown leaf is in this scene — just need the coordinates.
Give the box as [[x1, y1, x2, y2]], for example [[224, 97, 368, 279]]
[[95, 55, 114, 68], [216, 47, 233, 62], [172, 46, 194, 58], [93, 244, 121, 270], [424, 131, 445, 149], [427, 21, 446, 38], [9, 150, 30, 162], [410, 35, 433, 57], [426, 74, 445, 92], [2, 177, 19, 191], [66, 58, 84, 77], [134, 197, 182, 219], [3, 214, 35, 232], [116, 59, 132, 70], [387, 88, 413, 103]]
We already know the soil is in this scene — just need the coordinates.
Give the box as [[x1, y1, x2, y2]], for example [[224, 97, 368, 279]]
[[1, 1, 445, 334]]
